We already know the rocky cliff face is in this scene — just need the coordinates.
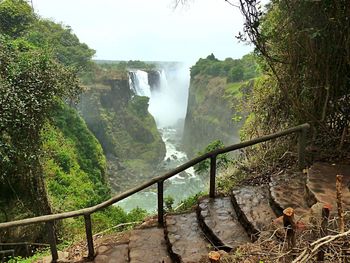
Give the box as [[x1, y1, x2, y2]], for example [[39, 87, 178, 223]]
[[78, 73, 166, 193], [182, 75, 241, 158]]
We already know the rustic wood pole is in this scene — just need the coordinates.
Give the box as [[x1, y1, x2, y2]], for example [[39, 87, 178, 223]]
[[283, 207, 296, 250], [46, 221, 58, 262], [209, 155, 217, 198], [336, 175, 345, 233], [84, 214, 95, 260], [298, 127, 307, 170], [317, 204, 331, 261], [158, 180, 164, 226]]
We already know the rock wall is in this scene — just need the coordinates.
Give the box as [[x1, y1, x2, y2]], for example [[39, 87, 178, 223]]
[[78, 73, 166, 192], [182, 75, 241, 158]]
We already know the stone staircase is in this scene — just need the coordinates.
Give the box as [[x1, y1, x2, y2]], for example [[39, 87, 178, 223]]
[[69, 162, 350, 263]]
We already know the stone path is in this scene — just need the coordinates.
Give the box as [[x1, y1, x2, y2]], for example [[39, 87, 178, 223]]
[[129, 227, 172, 263], [307, 162, 350, 211], [269, 170, 315, 223], [94, 243, 129, 263], [232, 185, 276, 239], [197, 197, 250, 250], [91, 225, 172, 263], [165, 212, 210, 263], [53, 162, 350, 263]]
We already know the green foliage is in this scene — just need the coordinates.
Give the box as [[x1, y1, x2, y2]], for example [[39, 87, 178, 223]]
[[194, 140, 231, 175], [130, 96, 150, 117], [0, 0, 34, 37], [42, 102, 109, 211], [190, 53, 259, 81], [216, 165, 247, 193], [164, 196, 175, 212], [80, 60, 156, 85], [239, 0, 350, 155], [91, 206, 147, 234], [175, 192, 206, 212], [0, 36, 81, 213], [26, 19, 95, 70]]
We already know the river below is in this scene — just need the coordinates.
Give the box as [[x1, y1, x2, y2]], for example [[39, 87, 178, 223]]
[[118, 127, 208, 213]]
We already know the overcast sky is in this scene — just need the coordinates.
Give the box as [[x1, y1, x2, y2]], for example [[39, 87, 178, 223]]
[[33, 0, 253, 64]]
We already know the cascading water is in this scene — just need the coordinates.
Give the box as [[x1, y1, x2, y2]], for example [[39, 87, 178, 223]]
[[128, 70, 152, 97], [118, 66, 207, 212]]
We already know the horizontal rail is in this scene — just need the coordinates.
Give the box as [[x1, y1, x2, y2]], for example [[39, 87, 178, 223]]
[[0, 242, 49, 247], [0, 123, 310, 230]]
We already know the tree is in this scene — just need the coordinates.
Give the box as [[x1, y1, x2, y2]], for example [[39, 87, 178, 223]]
[[0, 36, 81, 215], [0, 0, 34, 37], [194, 140, 230, 174], [26, 19, 96, 70], [238, 0, 350, 152]]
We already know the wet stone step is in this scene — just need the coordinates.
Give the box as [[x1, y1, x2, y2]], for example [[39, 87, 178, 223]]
[[129, 227, 172, 263], [93, 242, 129, 263], [197, 196, 251, 251], [307, 162, 350, 212], [231, 185, 277, 240], [165, 212, 210, 263], [269, 171, 315, 223]]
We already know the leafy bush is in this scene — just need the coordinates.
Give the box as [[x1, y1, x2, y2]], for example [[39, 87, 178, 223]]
[[190, 53, 259, 81], [194, 140, 231, 175]]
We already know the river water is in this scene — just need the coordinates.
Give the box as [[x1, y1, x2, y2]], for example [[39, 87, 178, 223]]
[[118, 127, 208, 213], [118, 67, 208, 213]]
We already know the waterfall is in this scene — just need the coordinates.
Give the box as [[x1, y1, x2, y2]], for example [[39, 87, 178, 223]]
[[128, 67, 189, 128], [119, 65, 204, 213], [159, 69, 168, 90], [128, 70, 152, 97]]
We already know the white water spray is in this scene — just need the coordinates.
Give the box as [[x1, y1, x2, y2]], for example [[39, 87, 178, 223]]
[[129, 70, 152, 97], [129, 66, 190, 128]]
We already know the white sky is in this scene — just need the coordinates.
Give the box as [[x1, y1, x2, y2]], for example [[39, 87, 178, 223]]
[[33, 0, 253, 64]]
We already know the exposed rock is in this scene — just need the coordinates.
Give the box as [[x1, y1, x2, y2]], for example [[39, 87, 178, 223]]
[[182, 75, 241, 158], [197, 197, 250, 250], [165, 212, 210, 263], [232, 185, 277, 240], [129, 227, 172, 263], [307, 162, 350, 212], [269, 170, 316, 223], [78, 77, 166, 193]]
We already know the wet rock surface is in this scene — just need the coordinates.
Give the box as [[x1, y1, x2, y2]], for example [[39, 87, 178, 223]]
[[165, 212, 210, 263], [197, 197, 250, 250], [129, 227, 172, 263], [63, 162, 350, 263], [269, 171, 315, 222], [232, 185, 276, 239], [94, 243, 129, 263], [91, 225, 171, 263], [307, 162, 350, 211]]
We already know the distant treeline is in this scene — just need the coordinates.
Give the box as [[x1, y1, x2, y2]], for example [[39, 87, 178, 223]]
[[190, 53, 259, 82]]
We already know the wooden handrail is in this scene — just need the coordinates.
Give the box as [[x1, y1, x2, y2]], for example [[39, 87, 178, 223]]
[[0, 123, 310, 261]]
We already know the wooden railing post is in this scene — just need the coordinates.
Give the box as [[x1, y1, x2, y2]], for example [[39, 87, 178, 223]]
[[209, 155, 217, 198], [298, 127, 307, 170], [46, 221, 58, 262], [84, 214, 94, 260], [283, 207, 296, 250], [317, 204, 331, 261], [157, 180, 164, 226]]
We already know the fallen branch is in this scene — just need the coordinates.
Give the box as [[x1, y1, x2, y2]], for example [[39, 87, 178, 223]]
[[93, 221, 141, 237], [292, 228, 350, 262]]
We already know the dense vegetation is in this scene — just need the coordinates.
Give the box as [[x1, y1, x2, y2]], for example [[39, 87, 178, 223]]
[[190, 53, 258, 82], [79, 73, 166, 192], [0, 1, 80, 227], [183, 53, 259, 157], [80, 60, 156, 85], [237, 0, 350, 164], [0, 0, 148, 247]]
